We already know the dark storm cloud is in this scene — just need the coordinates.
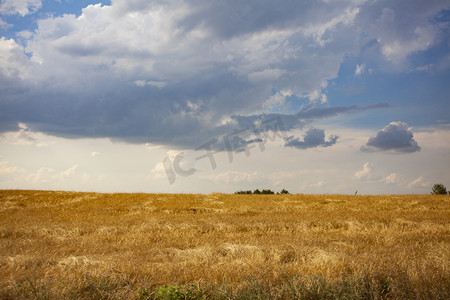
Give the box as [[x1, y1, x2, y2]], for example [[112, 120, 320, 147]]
[[361, 122, 421, 153]]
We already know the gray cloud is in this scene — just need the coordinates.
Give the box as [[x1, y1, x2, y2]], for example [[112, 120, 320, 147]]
[[361, 121, 421, 153], [285, 128, 338, 150], [230, 103, 390, 133]]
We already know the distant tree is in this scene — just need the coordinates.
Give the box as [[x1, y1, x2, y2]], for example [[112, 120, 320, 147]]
[[261, 189, 274, 194], [280, 189, 289, 194], [235, 189, 279, 195], [431, 183, 447, 195], [235, 190, 252, 194]]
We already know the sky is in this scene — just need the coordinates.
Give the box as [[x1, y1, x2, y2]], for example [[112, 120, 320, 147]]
[[0, 0, 449, 194]]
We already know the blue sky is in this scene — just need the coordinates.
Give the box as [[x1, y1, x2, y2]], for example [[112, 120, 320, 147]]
[[0, 0, 449, 194]]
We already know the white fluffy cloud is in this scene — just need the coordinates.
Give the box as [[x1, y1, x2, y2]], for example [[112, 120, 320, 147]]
[[0, 0, 41, 16], [0, 37, 31, 78]]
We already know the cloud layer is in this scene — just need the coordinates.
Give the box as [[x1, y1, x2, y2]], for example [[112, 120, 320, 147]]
[[0, 0, 449, 149]]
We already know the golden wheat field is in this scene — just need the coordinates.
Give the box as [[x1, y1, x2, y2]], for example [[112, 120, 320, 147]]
[[0, 190, 449, 299]]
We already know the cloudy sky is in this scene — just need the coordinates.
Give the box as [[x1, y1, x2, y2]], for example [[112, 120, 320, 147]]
[[1, 0, 449, 194]]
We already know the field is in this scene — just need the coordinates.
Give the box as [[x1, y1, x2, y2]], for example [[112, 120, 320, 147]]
[[0, 190, 449, 299]]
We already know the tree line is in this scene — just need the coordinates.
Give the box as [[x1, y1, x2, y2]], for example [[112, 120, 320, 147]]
[[235, 189, 289, 195]]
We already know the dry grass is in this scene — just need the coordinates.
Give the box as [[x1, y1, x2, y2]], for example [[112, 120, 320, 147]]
[[0, 190, 449, 299]]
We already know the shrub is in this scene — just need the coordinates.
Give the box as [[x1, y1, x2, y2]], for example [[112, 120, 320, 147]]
[[431, 183, 447, 195]]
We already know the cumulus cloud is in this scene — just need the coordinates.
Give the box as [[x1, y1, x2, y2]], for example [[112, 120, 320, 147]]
[[306, 90, 328, 105], [357, 1, 450, 66], [0, 37, 31, 78], [361, 122, 421, 153], [284, 128, 338, 150], [354, 162, 373, 181], [0, 0, 41, 16], [355, 163, 405, 185]]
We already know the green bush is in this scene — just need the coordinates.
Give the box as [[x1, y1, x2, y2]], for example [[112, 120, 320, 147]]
[[431, 183, 447, 195]]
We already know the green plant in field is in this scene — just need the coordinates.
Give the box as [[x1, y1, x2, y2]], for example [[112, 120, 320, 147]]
[[137, 285, 152, 299], [137, 284, 205, 300], [157, 284, 205, 300]]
